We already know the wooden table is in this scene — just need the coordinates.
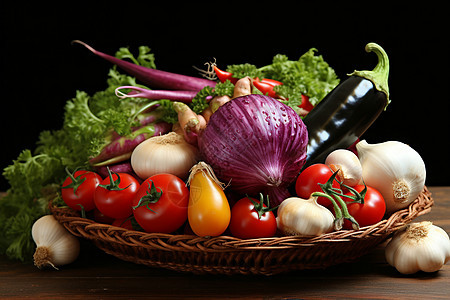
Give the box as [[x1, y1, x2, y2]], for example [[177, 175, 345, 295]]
[[1, 187, 449, 299]]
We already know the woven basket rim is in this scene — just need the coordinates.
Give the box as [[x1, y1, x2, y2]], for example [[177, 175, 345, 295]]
[[50, 186, 433, 252]]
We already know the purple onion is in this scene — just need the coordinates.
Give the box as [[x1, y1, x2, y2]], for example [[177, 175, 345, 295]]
[[198, 94, 308, 205]]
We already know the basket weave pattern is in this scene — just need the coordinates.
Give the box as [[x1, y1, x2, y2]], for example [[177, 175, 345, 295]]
[[51, 186, 433, 275]]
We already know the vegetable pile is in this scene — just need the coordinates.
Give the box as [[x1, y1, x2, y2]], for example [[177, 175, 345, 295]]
[[1, 41, 447, 275]]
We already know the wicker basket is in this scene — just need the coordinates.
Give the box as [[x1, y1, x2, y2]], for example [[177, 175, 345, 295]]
[[50, 186, 433, 275]]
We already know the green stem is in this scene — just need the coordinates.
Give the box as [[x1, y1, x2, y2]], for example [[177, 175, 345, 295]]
[[132, 181, 162, 212], [129, 100, 160, 125], [348, 42, 390, 109], [98, 167, 130, 191], [311, 192, 343, 230], [61, 167, 86, 194], [331, 194, 360, 230]]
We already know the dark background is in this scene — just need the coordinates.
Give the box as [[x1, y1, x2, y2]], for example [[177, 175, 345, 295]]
[[1, 2, 448, 191]]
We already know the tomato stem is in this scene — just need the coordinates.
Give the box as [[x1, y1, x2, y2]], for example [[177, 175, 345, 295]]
[[314, 170, 361, 230], [311, 191, 343, 230], [98, 167, 130, 191], [61, 167, 86, 194], [132, 180, 162, 212], [249, 193, 278, 220]]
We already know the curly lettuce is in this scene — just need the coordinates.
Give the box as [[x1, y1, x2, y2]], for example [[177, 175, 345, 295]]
[[0, 46, 159, 261], [225, 48, 340, 112]]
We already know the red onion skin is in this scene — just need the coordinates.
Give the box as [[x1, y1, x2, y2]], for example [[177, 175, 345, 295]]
[[198, 95, 308, 205]]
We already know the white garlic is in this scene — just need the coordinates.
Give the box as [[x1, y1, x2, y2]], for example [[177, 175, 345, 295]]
[[356, 140, 426, 215], [277, 196, 335, 236], [325, 149, 363, 186], [32, 215, 80, 269], [385, 221, 450, 274]]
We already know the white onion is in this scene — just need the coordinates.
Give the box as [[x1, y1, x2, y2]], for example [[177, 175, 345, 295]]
[[131, 132, 198, 180]]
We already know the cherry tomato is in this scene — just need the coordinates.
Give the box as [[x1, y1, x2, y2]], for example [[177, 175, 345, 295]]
[[93, 208, 115, 224], [229, 196, 277, 239], [132, 174, 189, 233], [61, 170, 102, 211], [94, 172, 140, 219], [343, 185, 386, 229], [112, 218, 134, 230], [188, 162, 230, 237], [295, 164, 340, 207]]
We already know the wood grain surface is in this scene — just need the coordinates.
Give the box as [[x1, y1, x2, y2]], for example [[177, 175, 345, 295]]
[[1, 186, 449, 299]]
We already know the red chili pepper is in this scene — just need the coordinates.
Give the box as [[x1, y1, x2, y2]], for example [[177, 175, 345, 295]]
[[213, 65, 238, 84], [299, 94, 314, 112], [253, 78, 283, 98], [259, 78, 283, 87]]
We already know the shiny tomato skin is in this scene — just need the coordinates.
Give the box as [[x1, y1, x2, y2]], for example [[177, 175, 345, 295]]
[[343, 185, 386, 229], [94, 173, 140, 219], [112, 218, 134, 230], [132, 174, 189, 234], [93, 208, 115, 224], [229, 197, 277, 239], [295, 164, 340, 207], [61, 170, 102, 211]]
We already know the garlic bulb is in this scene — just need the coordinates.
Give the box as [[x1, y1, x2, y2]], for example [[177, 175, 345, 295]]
[[385, 221, 450, 274], [277, 196, 335, 236], [356, 140, 426, 215], [32, 215, 80, 269], [131, 131, 199, 180], [325, 149, 363, 186]]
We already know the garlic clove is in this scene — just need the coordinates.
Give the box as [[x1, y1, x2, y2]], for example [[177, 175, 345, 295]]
[[277, 196, 335, 236], [356, 140, 426, 215], [385, 221, 450, 274], [32, 215, 80, 269], [325, 149, 363, 186]]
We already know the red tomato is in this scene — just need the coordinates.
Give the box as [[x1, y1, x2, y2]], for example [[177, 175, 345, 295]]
[[112, 218, 134, 230], [132, 174, 189, 233], [343, 185, 386, 229], [229, 196, 277, 239], [93, 208, 115, 224], [94, 172, 140, 219], [61, 170, 102, 211], [295, 164, 340, 207]]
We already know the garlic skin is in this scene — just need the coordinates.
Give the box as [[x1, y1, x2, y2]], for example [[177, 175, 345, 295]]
[[385, 221, 450, 274], [325, 149, 363, 186], [277, 197, 335, 236], [131, 131, 199, 180], [32, 215, 80, 269], [356, 140, 426, 215]]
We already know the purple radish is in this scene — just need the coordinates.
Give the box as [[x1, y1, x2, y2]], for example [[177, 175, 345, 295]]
[[115, 86, 198, 103], [90, 122, 171, 166], [73, 40, 216, 91]]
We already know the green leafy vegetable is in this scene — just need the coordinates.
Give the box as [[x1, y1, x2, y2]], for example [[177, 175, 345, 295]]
[[0, 45, 162, 262], [0, 44, 339, 262], [227, 63, 262, 80], [224, 49, 340, 112], [189, 81, 234, 114], [115, 46, 156, 69]]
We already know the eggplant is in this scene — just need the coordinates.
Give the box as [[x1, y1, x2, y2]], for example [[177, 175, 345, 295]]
[[303, 43, 390, 167]]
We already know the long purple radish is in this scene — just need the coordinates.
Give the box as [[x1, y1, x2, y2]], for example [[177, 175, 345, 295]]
[[115, 86, 197, 103], [72, 40, 216, 91]]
